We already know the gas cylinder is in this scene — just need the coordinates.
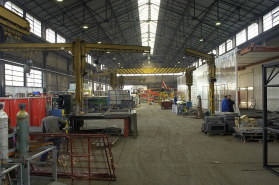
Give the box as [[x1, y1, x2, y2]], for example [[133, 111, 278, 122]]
[[0, 102, 8, 159], [16, 103, 29, 158]]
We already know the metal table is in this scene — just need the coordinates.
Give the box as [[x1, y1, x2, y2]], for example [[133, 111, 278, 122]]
[[69, 109, 137, 139]]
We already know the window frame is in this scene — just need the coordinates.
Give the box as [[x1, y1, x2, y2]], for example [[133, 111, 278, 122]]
[[247, 22, 259, 40], [4, 1, 23, 17], [46, 28, 56, 43], [26, 13, 42, 37], [26, 69, 42, 88], [5, 64, 24, 87], [236, 29, 247, 46], [57, 34, 66, 43]]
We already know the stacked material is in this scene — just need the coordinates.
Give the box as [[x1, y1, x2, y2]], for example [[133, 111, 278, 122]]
[[213, 112, 239, 133], [202, 116, 226, 134]]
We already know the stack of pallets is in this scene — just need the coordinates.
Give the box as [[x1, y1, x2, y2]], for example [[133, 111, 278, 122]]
[[233, 127, 278, 143]]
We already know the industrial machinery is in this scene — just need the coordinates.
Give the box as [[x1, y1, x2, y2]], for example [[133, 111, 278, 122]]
[[0, 40, 150, 113], [0, 5, 30, 38], [185, 48, 215, 115]]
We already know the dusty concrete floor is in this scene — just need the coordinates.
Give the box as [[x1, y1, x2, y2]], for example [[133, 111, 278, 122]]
[[58, 104, 279, 185]]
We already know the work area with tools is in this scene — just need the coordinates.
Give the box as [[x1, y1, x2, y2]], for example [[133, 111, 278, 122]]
[[0, 0, 279, 185]]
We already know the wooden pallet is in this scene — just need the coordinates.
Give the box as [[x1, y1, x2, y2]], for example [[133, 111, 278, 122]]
[[92, 136, 119, 147], [203, 131, 232, 136], [240, 139, 278, 143]]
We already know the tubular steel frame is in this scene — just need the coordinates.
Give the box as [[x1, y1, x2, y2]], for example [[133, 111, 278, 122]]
[[262, 61, 279, 177], [29, 133, 117, 184]]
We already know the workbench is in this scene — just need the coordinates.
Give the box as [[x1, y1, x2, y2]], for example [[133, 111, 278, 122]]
[[69, 109, 138, 139]]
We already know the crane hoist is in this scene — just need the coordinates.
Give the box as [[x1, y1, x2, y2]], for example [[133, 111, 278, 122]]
[[185, 48, 216, 116]]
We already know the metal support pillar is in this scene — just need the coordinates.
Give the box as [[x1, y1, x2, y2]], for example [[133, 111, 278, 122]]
[[185, 66, 196, 102], [262, 64, 267, 167], [208, 61, 216, 116]]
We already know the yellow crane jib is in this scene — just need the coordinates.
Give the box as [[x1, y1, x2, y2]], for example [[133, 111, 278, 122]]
[[184, 48, 216, 115], [0, 5, 30, 38], [0, 39, 150, 112]]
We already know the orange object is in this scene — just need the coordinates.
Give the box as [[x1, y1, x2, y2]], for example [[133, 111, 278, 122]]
[[124, 118, 129, 137]]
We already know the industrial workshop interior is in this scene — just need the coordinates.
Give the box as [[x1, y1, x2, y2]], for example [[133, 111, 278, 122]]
[[1, 0, 279, 185]]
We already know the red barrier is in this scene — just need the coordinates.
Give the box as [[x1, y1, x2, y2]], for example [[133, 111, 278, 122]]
[[29, 97, 46, 126], [0, 97, 46, 127]]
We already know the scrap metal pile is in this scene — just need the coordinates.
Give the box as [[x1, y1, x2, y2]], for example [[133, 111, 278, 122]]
[[202, 112, 239, 135]]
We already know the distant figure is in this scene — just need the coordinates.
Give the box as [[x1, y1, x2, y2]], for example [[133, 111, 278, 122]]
[[227, 95, 235, 112], [174, 94, 177, 105], [40, 116, 66, 162], [222, 95, 229, 112]]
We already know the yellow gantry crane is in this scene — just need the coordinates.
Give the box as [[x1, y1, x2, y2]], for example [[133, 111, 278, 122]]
[[185, 48, 216, 115], [90, 70, 146, 90]]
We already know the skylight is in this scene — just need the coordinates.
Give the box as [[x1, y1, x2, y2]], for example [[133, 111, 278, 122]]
[[138, 0, 161, 54]]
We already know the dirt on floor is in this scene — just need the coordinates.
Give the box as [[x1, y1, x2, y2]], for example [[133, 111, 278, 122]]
[[58, 104, 279, 185]]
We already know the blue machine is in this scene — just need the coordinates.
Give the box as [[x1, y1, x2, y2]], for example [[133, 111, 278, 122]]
[[51, 109, 65, 118], [186, 101, 192, 110]]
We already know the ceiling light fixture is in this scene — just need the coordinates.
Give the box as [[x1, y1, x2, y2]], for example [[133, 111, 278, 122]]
[[199, 38, 204, 42], [97, 41, 101, 44], [113, 58, 116, 60], [183, 56, 185, 58], [107, 52, 110, 53], [57, 0, 63, 2], [121, 67, 123, 68], [215, 21, 221, 26], [178, 62, 180, 63], [118, 63, 120, 65], [83, 25, 88, 29]]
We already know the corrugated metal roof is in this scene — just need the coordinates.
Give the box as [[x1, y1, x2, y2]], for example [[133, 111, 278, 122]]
[[9, 0, 279, 69]]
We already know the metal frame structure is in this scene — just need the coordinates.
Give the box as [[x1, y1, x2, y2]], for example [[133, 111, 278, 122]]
[[185, 48, 215, 115], [0, 41, 150, 112], [3, 0, 278, 68], [262, 61, 279, 177]]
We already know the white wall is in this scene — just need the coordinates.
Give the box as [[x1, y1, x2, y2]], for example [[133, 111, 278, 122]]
[[6, 86, 43, 97], [238, 60, 279, 111], [191, 65, 209, 109]]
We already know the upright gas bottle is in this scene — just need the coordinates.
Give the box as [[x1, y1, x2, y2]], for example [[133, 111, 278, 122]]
[[16, 103, 29, 158], [0, 102, 8, 160]]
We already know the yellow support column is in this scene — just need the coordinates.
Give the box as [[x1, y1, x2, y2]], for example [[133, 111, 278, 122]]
[[208, 60, 216, 116], [73, 38, 85, 113]]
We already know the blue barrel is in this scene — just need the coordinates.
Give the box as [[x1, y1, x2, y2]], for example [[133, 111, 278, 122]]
[[16, 103, 29, 158]]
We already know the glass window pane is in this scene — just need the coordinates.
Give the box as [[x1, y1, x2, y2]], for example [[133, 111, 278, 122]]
[[5, 64, 24, 86], [248, 23, 258, 40], [26, 69, 42, 87], [236, 29, 246, 46], [46, 28, 55, 43]]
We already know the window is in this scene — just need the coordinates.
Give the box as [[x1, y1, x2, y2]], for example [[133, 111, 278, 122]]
[[226, 39, 233, 51], [219, 42, 226, 55], [26, 13, 41, 37], [86, 54, 92, 64], [248, 23, 258, 40], [236, 29, 246, 46], [46, 28, 55, 43], [263, 6, 279, 32], [5, 64, 24, 86], [5, 1, 23, 17], [138, 0, 161, 54], [57, 34, 65, 43], [26, 69, 42, 87]]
